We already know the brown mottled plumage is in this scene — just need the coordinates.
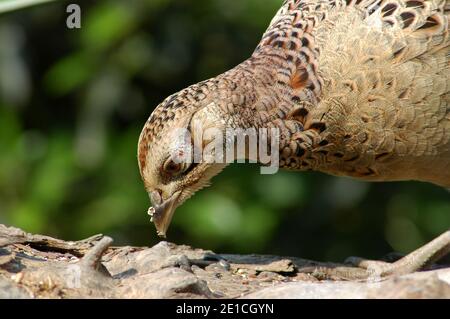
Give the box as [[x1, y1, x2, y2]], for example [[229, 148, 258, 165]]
[[138, 0, 450, 279]]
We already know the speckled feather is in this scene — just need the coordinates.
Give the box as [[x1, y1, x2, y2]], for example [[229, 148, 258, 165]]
[[139, 0, 450, 190]]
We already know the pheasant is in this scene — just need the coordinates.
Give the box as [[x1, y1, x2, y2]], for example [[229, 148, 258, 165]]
[[138, 0, 450, 280]]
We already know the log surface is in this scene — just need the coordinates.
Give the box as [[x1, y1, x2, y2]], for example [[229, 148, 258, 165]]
[[0, 224, 449, 299]]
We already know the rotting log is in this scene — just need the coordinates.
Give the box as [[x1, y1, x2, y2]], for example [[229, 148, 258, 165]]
[[0, 224, 449, 299]]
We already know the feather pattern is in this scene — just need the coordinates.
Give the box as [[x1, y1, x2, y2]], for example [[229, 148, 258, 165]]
[[139, 0, 450, 195]]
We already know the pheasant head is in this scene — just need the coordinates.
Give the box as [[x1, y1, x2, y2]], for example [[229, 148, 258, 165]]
[[137, 80, 239, 237]]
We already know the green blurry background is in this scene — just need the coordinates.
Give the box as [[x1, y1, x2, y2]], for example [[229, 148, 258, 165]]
[[0, 0, 449, 262]]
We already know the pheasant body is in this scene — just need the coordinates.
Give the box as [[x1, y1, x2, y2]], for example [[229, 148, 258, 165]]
[[277, 0, 450, 187], [251, 0, 450, 186], [138, 0, 450, 237]]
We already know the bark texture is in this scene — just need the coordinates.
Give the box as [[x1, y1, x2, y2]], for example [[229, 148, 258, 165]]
[[0, 224, 449, 299]]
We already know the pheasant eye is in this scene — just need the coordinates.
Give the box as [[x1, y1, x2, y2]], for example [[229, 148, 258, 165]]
[[163, 156, 194, 176], [163, 159, 183, 175]]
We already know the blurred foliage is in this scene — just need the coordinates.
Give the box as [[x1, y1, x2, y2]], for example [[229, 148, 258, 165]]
[[0, 0, 449, 261]]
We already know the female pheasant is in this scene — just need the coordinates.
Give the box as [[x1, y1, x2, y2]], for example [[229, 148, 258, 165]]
[[138, 0, 450, 279]]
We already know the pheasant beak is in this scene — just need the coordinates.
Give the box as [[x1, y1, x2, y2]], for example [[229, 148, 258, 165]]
[[148, 191, 181, 238]]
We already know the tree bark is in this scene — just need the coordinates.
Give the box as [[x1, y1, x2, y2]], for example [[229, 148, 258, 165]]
[[0, 224, 449, 299]]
